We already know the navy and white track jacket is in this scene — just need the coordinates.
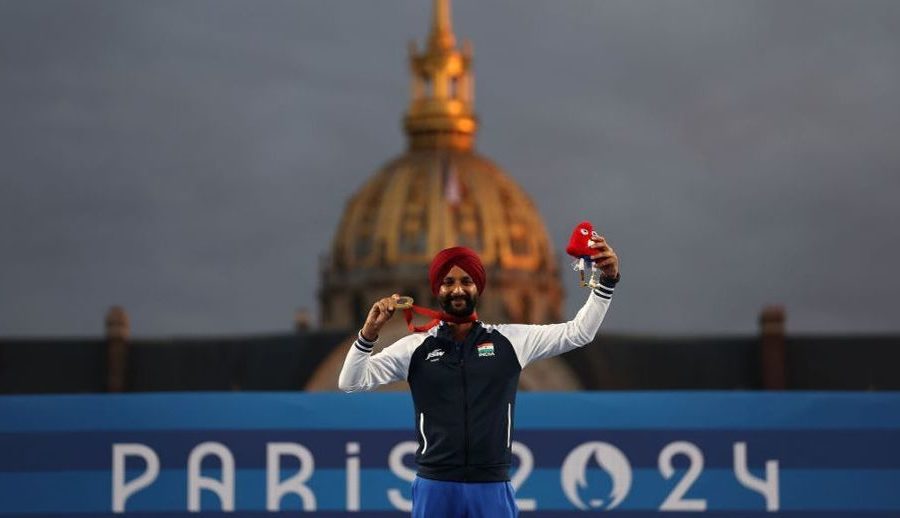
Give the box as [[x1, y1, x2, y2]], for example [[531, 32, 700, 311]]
[[338, 279, 616, 482]]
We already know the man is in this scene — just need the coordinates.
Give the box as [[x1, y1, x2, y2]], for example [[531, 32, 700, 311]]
[[338, 237, 619, 517]]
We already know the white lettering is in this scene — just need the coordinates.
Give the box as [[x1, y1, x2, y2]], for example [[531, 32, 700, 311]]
[[346, 442, 360, 511], [112, 443, 160, 513], [266, 442, 316, 511], [187, 442, 235, 511], [387, 441, 418, 512], [734, 442, 779, 511], [510, 442, 537, 510], [658, 441, 706, 511]]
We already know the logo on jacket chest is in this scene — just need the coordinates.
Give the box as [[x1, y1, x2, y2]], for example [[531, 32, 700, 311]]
[[476, 342, 495, 357], [426, 349, 445, 362]]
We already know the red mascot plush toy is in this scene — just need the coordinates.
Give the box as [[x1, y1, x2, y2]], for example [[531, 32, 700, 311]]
[[565, 220, 603, 288]]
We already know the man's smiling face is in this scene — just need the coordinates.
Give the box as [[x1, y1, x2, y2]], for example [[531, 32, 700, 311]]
[[438, 265, 479, 317]]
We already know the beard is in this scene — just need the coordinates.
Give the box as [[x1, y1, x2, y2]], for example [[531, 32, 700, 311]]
[[439, 292, 478, 317]]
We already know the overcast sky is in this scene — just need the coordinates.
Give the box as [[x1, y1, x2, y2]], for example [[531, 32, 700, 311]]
[[1, 0, 898, 337]]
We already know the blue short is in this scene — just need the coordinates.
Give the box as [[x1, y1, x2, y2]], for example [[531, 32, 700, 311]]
[[412, 476, 518, 518]]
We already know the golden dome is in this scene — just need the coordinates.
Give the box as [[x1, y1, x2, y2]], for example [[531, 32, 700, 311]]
[[331, 150, 557, 273], [320, 151, 563, 329]]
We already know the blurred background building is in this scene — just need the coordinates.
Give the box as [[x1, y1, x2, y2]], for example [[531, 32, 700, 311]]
[[2, 0, 898, 394]]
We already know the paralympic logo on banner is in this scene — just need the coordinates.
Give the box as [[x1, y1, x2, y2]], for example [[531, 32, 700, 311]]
[[561, 442, 632, 510]]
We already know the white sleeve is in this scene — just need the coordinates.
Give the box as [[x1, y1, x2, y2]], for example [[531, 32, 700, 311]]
[[337, 332, 424, 392], [493, 282, 615, 368]]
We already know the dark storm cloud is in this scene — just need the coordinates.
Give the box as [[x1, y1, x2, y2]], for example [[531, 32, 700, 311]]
[[1, 0, 898, 336]]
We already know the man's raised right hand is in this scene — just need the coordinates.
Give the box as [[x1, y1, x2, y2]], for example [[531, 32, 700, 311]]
[[360, 294, 401, 342]]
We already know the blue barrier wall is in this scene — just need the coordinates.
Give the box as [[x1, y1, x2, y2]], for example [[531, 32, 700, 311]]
[[1, 392, 899, 516]]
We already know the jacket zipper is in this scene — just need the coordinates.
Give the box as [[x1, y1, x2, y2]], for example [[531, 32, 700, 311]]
[[459, 341, 469, 479], [507, 402, 512, 448], [419, 412, 428, 455]]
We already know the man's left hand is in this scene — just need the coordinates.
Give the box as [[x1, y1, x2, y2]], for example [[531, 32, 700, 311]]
[[589, 236, 619, 280]]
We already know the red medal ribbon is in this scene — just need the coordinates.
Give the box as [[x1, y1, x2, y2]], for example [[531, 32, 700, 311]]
[[402, 305, 478, 332]]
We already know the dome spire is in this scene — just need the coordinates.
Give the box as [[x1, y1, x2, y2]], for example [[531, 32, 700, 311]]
[[404, 0, 478, 151], [428, 0, 456, 51]]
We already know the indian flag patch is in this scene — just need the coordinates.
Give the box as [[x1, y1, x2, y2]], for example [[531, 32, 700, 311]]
[[477, 343, 495, 357]]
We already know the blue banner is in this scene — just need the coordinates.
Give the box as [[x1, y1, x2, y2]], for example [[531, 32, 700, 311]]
[[1, 392, 899, 516]]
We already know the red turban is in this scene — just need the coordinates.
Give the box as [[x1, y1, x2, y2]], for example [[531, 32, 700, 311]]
[[428, 246, 486, 296]]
